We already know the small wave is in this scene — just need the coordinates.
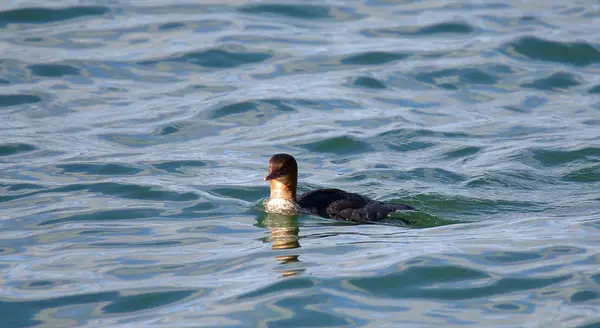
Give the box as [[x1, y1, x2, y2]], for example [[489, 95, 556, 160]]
[[562, 165, 600, 183], [502, 36, 600, 66], [55, 163, 143, 176], [238, 4, 363, 21], [38, 208, 162, 226], [239, 4, 333, 19], [150, 160, 211, 174], [298, 136, 374, 155], [0, 94, 41, 107], [28, 63, 81, 77], [528, 147, 600, 167], [3, 182, 198, 205], [503, 95, 548, 113], [348, 76, 387, 89], [2, 288, 197, 327], [441, 146, 483, 159], [465, 171, 558, 190], [0, 143, 37, 156], [0, 6, 109, 26], [209, 99, 297, 126], [348, 265, 570, 300], [520, 72, 582, 91], [362, 22, 475, 37], [139, 47, 272, 69], [414, 67, 498, 90], [338, 168, 467, 184], [341, 51, 411, 66]]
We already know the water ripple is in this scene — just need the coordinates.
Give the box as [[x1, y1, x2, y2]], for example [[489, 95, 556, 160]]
[[0, 6, 109, 26], [140, 47, 273, 69], [239, 3, 363, 21], [362, 21, 475, 37], [0, 143, 37, 157], [0, 94, 42, 107], [503, 36, 600, 66], [1, 1, 600, 327]]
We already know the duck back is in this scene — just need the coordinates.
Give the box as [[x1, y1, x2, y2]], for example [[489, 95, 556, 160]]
[[297, 188, 415, 222]]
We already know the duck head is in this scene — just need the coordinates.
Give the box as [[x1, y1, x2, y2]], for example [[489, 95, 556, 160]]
[[264, 153, 298, 201]]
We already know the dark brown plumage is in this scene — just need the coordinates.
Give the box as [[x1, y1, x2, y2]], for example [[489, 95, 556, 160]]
[[264, 153, 416, 222]]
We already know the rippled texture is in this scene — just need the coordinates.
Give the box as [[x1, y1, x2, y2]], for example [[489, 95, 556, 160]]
[[1, 1, 600, 327]]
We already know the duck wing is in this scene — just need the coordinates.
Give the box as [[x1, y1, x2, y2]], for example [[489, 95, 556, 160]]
[[298, 189, 414, 222]]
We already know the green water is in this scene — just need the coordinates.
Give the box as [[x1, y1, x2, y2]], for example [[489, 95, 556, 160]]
[[1, 1, 599, 327]]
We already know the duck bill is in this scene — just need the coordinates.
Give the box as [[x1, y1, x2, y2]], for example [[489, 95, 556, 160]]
[[264, 171, 282, 181]]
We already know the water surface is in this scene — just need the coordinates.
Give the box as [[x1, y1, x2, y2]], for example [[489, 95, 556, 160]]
[[1, 1, 600, 327]]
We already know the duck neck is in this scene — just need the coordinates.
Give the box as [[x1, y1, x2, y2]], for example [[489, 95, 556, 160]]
[[269, 179, 297, 202]]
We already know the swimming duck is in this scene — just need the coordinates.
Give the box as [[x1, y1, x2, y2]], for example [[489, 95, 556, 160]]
[[263, 153, 416, 222]]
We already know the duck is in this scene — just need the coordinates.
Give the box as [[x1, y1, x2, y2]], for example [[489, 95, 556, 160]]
[[263, 153, 416, 222]]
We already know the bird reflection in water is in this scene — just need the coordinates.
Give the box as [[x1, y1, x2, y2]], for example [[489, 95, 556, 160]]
[[256, 212, 304, 277]]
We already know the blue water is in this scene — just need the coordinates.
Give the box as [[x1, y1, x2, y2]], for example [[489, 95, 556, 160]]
[[1, 1, 600, 327]]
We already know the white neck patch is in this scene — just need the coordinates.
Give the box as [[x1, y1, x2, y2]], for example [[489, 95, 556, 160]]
[[264, 197, 301, 216]]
